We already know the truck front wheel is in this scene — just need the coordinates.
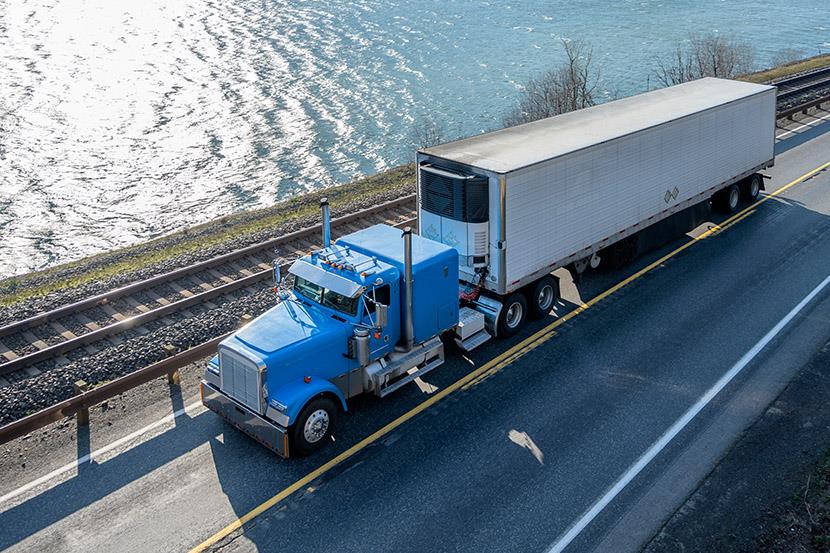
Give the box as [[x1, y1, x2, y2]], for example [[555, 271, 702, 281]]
[[498, 293, 527, 337], [292, 396, 337, 456]]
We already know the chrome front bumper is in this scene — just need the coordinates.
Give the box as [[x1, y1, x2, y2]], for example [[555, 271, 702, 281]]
[[201, 381, 289, 458]]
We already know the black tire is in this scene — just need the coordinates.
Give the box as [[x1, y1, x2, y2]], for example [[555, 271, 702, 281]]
[[291, 396, 337, 456], [714, 183, 741, 214], [527, 276, 559, 319], [741, 174, 762, 202], [497, 292, 527, 337]]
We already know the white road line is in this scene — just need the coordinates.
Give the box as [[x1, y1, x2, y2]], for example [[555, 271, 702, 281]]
[[0, 400, 205, 507], [545, 273, 830, 553], [777, 111, 830, 139]]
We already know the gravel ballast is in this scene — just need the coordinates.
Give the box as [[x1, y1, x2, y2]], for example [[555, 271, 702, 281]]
[[0, 285, 278, 424]]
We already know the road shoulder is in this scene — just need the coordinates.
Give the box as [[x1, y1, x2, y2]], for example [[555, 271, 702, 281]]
[[643, 337, 830, 552]]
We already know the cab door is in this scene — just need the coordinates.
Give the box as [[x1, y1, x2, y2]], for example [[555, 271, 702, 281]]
[[363, 283, 396, 358]]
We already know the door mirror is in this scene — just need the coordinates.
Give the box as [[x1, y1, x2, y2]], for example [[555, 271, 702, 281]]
[[375, 303, 388, 329]]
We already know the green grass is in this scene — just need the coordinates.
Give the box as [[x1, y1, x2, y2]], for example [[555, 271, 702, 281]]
[[0, 164, 415, 307], [742, 54, 830, 84]]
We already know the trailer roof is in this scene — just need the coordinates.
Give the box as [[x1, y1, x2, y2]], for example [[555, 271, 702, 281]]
[[420, 77, 774, 174]]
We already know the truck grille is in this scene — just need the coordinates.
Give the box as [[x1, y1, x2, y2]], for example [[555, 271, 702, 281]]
[[219, 348, 263, 414]]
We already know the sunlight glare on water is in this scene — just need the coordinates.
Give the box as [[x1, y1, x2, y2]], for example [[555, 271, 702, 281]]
[[0, 0, 827, 277]]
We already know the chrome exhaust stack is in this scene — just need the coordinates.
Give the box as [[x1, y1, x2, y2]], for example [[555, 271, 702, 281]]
[[320, 197, 331, 248], [402, 226, 415, 351]]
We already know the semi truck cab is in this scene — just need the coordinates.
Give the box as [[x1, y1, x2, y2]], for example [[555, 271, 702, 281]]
[[201, 216, 493, 456]]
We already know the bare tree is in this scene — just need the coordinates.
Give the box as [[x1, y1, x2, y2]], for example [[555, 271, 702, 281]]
[[504, 39, 600, 127], [771, 48, 806, 67], [654, 33, 755, 86], [409, 116, 446, 150]]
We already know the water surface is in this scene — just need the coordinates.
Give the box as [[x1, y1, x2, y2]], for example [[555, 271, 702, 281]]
[[1, 0, 827, 277]]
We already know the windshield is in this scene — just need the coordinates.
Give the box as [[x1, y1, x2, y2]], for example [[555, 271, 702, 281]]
[[294, 276, 359, 316]]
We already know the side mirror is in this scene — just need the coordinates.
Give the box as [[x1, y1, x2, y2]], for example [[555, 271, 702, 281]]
[[375, 304, 388, 329]]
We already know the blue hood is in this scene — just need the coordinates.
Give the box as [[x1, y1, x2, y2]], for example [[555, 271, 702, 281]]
[[226, 299, 350, 382]]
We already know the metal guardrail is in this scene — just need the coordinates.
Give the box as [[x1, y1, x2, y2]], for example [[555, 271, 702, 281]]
[[777, 95, 830, 120], [0, 333, 229, 444]]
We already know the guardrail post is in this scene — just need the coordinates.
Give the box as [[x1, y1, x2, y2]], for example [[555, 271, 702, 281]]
[[74, 380, 90, 426], [163, 344, 181, 385]]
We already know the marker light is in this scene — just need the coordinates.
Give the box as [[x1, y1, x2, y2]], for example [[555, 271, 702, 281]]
[[304, 376, 312, 384]]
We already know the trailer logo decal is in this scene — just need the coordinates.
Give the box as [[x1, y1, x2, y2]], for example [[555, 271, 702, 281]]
[[664, 186, 679, 203], [423, 223, 440, 242]]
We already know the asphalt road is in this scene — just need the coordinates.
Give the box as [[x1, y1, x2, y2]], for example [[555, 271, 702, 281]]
[[2, 111, 830, 553]]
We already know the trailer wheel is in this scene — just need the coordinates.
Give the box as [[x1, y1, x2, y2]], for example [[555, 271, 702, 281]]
[[292, 396, 337, 456], [741, 174, 761, 202], [498, 293, 527, 337], [527, 276, 559, 319], [714, 184, 741, 214]]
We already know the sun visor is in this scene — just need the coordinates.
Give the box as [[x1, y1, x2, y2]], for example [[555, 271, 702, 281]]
[[289, 259, 364, 298]]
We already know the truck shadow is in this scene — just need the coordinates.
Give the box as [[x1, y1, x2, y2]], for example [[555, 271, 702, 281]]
[[0, 402, 325, 551]]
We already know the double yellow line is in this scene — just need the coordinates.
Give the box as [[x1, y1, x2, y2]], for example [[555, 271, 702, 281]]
[[191, 161, 829, 552]]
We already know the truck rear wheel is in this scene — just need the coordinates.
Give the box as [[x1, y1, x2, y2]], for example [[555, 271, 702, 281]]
[[292, 396, 337, 456], [741, 174, 762, 202], [714, 183, 741, 214], [498, 293, 527, 337], [527, 276, 559, 319]]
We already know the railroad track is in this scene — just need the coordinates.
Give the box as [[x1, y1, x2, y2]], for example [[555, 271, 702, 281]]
[[2, 66, 829, 392], [0, 195, 417, 386], [775, 66, 830, 113]]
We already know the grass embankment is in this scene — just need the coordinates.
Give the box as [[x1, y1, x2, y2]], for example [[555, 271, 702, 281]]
[[0, 164, 414, 307], [742, 53, 830, 83]]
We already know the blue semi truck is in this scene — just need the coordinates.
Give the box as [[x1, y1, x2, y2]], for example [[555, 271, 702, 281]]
[[200, 201, 495, 456], [201, 78, 776, 456]]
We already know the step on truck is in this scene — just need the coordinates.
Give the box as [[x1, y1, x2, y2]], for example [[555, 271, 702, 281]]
[[201, 77, 776, 456]]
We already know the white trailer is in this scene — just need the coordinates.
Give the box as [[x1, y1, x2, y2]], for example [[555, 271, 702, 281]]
[[417, 77, 776, 336]]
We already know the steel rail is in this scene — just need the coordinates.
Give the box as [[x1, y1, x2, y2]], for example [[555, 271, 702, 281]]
[[0, 213, 418, 377], [0, 194, 416, 339], [774, 66, 830, 100]]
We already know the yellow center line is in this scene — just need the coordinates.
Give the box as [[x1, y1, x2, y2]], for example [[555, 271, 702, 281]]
[[190, 161, 830, 553]]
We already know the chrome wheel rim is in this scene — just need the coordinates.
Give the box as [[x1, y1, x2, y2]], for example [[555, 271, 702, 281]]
[[303, 409, 329, 444], [729, 187, 739, 210], [505, 302, 523, 328], [750, 178, 760, 198], [537, 285, 554, 312]]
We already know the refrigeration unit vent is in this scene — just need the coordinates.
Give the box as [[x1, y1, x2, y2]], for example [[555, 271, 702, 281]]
[[419, 165, 490, 269], [421, 168, 488, 223]]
